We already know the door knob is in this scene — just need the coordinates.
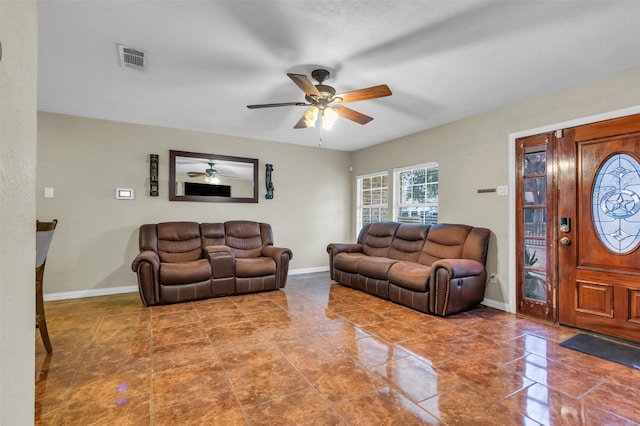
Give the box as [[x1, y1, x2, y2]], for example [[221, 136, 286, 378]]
[[560, 237, 571, 246]]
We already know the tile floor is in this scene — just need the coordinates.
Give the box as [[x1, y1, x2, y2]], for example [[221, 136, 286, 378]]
[[35, 272, 640, 425]]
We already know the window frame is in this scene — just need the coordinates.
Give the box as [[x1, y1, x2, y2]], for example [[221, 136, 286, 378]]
[[356, 171, 389, 235], [393, 162, 439, 224]]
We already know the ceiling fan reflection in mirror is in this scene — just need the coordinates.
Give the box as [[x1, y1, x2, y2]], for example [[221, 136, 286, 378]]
[[187, 162, 222, 184], [247, 69, 392, 129]]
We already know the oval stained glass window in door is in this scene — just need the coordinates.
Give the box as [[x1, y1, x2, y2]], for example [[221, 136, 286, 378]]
[[592, 153, 640, 254]]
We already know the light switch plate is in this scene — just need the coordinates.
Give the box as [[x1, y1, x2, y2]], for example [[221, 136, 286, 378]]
[[496, 185, 509, 196], [44, 187, 54, 198], [116, 188, 134, 200]]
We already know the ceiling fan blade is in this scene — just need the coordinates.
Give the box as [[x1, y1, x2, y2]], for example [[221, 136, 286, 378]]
[[247, 102, 309, 109], [293, 114, 309, 129], [287, 73, 321, 98], [334, 84, 392, 104], [335, 106, 373, 125], [187, 172, 206, 177]]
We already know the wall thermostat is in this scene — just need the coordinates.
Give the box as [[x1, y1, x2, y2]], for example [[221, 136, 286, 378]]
[[116, 188, 134, 200]]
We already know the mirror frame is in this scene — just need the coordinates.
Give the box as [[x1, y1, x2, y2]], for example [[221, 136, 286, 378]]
[[169, 150, 259, 203]]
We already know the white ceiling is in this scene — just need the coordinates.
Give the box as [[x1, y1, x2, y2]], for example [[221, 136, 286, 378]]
[[38, 0, 640, 152]]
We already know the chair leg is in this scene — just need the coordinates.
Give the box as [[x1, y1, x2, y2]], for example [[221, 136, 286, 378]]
[[36, 279, 52, 353]]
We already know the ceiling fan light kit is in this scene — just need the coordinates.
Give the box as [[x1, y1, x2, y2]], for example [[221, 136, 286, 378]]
[[247, 68, 392, 129], [303, 106, 319, 127], [322, 107, 339, 129]]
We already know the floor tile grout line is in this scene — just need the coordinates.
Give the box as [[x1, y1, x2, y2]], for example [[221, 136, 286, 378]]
[[252, 315, 344, 419], [38, 274, 640, 424], [43, 293, 143, 425], [251, 299, 442, 424], [575, 378, 607, 401], [199, 298, 253, 425]]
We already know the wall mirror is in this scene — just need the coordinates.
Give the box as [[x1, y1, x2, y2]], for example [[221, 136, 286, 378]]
[[169, 150, 258, 203]]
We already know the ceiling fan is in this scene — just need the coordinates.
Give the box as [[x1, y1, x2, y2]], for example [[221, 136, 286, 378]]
[[187, 162, 221, 183], [247, 69, 392, 129]]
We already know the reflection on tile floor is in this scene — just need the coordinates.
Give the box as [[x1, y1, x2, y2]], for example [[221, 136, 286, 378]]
[[35, 272, 640, 425]]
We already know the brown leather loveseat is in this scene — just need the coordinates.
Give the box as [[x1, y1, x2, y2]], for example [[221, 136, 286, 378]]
[[327, 222, 490, 316], [132, 220, 292, 306]]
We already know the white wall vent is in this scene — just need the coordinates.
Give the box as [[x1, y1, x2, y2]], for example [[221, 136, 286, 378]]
[[118, 45, 145, 70]]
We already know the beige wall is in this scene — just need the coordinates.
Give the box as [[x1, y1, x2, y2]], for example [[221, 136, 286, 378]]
[[0, 1, 37, 423], [352, 66, 640, 308], [37, 113, 352, 294], [36, 66, 640, 306]]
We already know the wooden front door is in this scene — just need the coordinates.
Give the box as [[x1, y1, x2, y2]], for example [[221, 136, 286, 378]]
[[558, 115, 640, 342]]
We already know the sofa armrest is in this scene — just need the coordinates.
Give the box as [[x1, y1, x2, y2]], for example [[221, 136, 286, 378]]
[[429, 259, 487, 316], [326, 243, 362, 280], [262, 246, 293, 288], [131, 250, 160, 306], [326, 243, 363, 256], [132, 250, 160, 272], [431, 259, 485, 279], [262, 245, 293, 260]]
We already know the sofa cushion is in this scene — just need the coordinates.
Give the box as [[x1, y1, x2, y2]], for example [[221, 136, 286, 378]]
[[418, 224, 471, 266], [235, 257, 276, 278], [387, 224, 429, 262], [200, 222, 226, 247], [357, 256, 398, 280], [333, 252, 365, 273], [157, 222, 203, 263], [361, 222, 399, 257], [159, 258, 211, 285], [388, 261, 432, 292], [225, 221, 264, 258], [462, 227, 491, 264]]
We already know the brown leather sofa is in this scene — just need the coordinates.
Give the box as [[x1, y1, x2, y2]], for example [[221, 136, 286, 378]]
[[132, 220, 292, 306], [327, 222, 490, 316]]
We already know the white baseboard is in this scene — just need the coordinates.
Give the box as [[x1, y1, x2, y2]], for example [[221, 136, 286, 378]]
[[43, 267, 331, 301], [44, 285, 138, 301], [289, 266, 329, 275], [481, 298, 511, 313]]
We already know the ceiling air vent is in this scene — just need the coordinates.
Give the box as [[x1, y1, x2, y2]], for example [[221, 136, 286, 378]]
[[118, 45, 145, 70]]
